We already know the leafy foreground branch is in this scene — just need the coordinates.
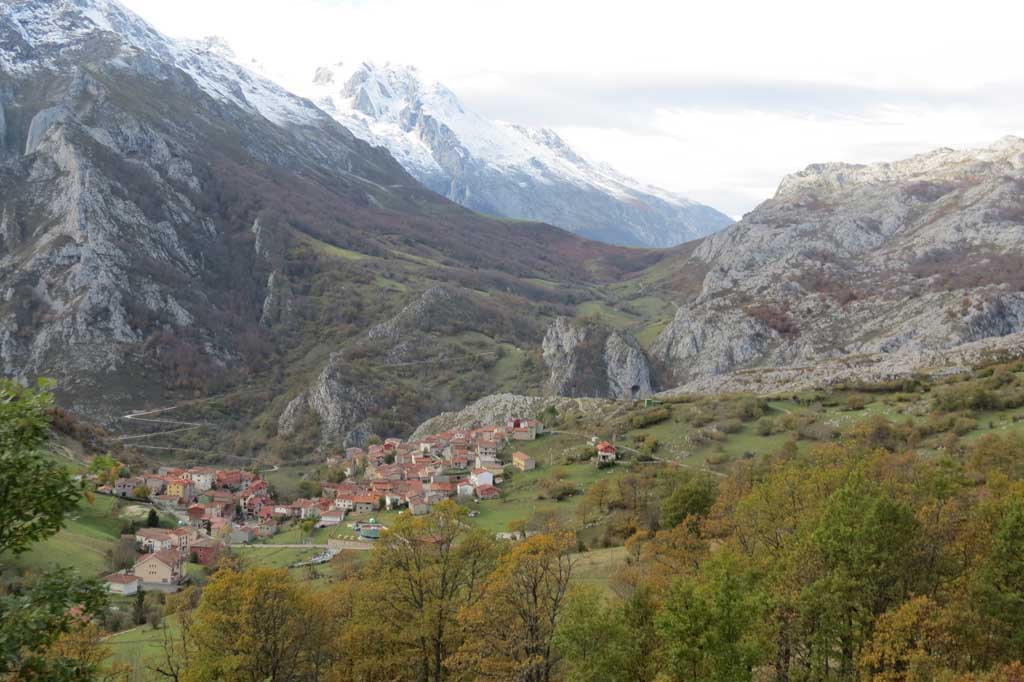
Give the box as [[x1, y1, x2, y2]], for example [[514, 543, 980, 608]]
[[0, 379, 113, 681]]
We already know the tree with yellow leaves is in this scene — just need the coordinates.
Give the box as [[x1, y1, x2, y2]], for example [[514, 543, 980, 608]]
[[367, 500, 499, 682], [449, 531, 575, 682], [183, 567, 341, 682]]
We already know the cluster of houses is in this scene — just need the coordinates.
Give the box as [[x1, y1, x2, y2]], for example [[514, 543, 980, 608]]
[[101, 465, 279, 595], [99, 417, 547, 594], [311, 418, 545, 518]]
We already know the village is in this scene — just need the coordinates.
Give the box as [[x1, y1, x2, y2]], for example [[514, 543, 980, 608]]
[[98, 417, 621, 596]]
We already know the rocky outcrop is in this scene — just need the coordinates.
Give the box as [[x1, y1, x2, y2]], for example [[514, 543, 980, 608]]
[[277, 357, 375, 448], [258, 271, 293, 329], [650, 136, 1024, 385], [542, 317, 591, 396], [542, 317, 654, 399], [410, 394, 546, 438], [652, 308, 782, 382], [663, 330, 1024, 398], [368, 285, 468, 342], [410, 392, 618, 439], [24, 106, 68, 155], [604, 331, 654, 399]]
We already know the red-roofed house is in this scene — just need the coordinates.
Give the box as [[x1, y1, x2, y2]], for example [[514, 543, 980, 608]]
[[291, 499, 322, 520], [596, 441, 617, 463], [135, 528, 174, 552], [190, 537, 220, 565], [475, 485, 500, 500], [470, 469, 494, 488], [512, 452, 536, 471], [216, 470, 243, 490], [352, 494, 379, 514]]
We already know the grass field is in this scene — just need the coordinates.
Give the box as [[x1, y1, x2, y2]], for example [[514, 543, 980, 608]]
[[264, 464, 319, 501], [8, 494, 123, 576], [574, 301, 639, 329], [290, 228, 366, 261], [572, 546, 627, 594], [467, 454, 627, 534], [105, 615, 181, 679], [233, 546, 321, 569]]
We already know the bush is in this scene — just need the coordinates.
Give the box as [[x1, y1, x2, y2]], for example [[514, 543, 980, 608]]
[[537, 478, 579, 501], [732, 397, 766, 421], [717, 418, 744, 434], [641, 435, 660, 455], [705, 452, 733, 466], [744, 304, 799, 335], [629, 407, 671, 429], [755, 418, 775, 436], [934, 385, 1000, 413], [689, 410, 714, 427], [846, 394, 868, 411]]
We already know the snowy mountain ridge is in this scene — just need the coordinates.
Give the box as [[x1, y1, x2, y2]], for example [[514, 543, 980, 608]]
[[306, 60, 734, 247], [2, 0, 730, 247], [1, 0, 323, 127]]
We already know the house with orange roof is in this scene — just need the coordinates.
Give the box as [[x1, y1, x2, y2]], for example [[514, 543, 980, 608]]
[[352, 494, 380, 514], [291, 498, 322, 520], [512, 451, 536, 471], [596, 441, 617, 464], [186, 467, 217, 492], [475, 485, 500, 500], [165, 478, 195, 502], [190, 537, 220, 565]]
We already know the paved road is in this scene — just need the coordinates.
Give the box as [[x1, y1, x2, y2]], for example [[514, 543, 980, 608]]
[[234, 543, 328, 549], [327, 539, 375, 551], [238, 541, 374, 551]]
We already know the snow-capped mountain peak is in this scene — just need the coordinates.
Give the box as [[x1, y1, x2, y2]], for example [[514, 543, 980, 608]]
[[306, 59, 732, 247], [1, 0, 322, 127]]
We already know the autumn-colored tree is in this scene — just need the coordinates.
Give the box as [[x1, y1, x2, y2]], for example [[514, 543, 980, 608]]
[[368, 500, 498, 682], [185, 567, 317, 682], [450, 532, 575, 682], [858, 596, 953, 682], [36, 621, 132, 682], [612, 517, 707, 596]]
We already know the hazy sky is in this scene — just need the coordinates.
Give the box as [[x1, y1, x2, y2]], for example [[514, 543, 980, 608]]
[[121, 0, 1024, 218]]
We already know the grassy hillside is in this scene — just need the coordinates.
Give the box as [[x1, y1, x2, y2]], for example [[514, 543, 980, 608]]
[[519, 359, 1024, 475], [6, 494, 123, 577]]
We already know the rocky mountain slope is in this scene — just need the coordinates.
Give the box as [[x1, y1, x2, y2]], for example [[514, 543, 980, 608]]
[[0, 0, 664, 453], [306, 61, 733, 247], [648, 136, 1024, 386], [410, 392, 621, 440]]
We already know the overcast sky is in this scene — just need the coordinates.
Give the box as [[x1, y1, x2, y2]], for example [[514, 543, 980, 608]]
[[121, 0, 1024, 218]]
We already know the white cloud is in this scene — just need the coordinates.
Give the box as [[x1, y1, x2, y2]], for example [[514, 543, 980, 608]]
[[120, 0, 1024, 216]]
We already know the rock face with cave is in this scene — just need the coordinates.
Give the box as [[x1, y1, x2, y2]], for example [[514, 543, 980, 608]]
[[542, 317, 654, 400]]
